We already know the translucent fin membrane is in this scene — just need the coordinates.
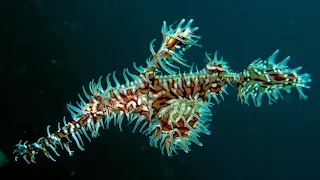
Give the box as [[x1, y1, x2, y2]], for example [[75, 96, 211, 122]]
[[237, 49, 312, 107]]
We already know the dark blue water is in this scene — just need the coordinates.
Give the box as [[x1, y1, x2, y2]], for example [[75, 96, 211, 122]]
[[1, 0, 319, 180]]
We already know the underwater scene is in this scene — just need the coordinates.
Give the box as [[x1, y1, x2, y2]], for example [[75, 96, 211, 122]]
[[1, 0, 319, 180]]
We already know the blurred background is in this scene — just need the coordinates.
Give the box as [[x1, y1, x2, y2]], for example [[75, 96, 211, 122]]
[[0, 0, 319, 180]]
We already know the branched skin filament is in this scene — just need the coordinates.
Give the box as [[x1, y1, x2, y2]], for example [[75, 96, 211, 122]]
[[13, 19, 312, 164]]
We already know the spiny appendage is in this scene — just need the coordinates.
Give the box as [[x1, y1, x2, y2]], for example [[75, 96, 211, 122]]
[[13, 93, 106, 164], [237, 49, 312, 107], [202, 51, 240, 105], [148, 98, 212, 156], [149, 19, 201, 74], [13, 96, 130, 164], [204, 51, 240, 81], [205, 51, 230, 74], [153, 61, 232, 107], [12, 72, 128, 163], [13, 59, 160, 164], [13, 122, 82, 164]]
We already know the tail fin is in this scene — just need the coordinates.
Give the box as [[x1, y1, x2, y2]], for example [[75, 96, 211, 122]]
[[237, 49, 312, 107]]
